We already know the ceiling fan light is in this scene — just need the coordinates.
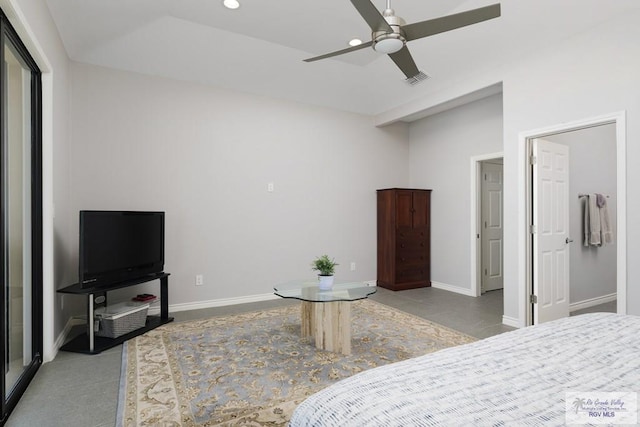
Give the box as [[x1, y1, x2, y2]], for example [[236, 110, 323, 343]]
[[223, 0, 240, 10], [374, 38, 404, 54]]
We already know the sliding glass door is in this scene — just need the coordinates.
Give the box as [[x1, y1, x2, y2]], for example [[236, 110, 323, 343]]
[[0, 9, 42, 422]]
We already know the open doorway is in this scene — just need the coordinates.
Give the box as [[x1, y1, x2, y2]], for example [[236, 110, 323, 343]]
[[521, 112, 626, 326], [470, 152, 504, 300], [480, 159, 504, 294]]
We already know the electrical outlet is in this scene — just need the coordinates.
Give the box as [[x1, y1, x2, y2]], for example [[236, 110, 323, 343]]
[[267, 182, 274, 192], [350, 262, 356, 271], [195, 274, 204, 286]]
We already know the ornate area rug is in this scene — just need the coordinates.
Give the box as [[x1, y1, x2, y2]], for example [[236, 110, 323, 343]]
[[117, 299, 475, 426]]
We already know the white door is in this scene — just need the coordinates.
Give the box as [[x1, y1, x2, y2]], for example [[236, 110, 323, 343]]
[[532, 138, 570, 324], [481, 162, 503, 292]]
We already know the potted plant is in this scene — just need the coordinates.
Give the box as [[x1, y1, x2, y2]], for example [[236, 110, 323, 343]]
[[311, 255, 338, 290]]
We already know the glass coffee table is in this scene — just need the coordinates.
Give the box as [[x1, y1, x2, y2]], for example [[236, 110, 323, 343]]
[[274, 281, 376, 355]]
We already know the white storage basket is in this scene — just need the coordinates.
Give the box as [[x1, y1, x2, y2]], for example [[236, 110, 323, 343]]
[[95, 302, 149, 338]]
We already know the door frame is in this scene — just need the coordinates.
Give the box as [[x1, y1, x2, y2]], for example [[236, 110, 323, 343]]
[[470, 151, 504, 297], [0, 7, 43, 421], [519, 111, 626, 326], [0, 0, 55, 363]]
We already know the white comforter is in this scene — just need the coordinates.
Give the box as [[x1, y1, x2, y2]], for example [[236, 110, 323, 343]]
[[289, 313, 640, 426]]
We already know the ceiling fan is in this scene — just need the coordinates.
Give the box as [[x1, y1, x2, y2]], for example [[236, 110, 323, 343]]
[[304, 0, 501, 81]]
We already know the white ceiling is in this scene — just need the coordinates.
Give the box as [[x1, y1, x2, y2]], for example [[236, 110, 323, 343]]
[[45, 0, 639, 117]]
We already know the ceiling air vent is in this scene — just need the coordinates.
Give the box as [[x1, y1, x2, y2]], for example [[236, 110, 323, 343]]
[[405, 71, 429, 86]]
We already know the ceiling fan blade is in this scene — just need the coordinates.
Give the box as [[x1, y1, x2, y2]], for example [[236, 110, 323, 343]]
[[388, 46, 420, 79], [403, 4, 501, 42], [350, 0, 393, 33], [304, 41, 373, 62]]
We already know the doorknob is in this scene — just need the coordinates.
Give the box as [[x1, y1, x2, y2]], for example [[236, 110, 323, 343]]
[[566, 238, 574, 244]]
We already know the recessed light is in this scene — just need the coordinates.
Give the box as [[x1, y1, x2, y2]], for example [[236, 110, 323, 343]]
[[223, 0, 240, 10], [348, 38, 363, 47]]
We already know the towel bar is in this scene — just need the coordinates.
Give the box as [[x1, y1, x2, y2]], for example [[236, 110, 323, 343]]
[[578, 193, 609, 198]]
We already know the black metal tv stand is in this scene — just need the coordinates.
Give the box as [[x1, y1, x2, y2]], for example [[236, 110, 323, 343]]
[[57, 272, 173, 354]]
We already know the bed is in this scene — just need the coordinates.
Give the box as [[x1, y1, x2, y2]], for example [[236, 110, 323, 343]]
[[289, 313, 640, 426]]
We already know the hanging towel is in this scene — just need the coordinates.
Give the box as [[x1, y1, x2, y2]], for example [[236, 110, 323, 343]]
[[598, 193, 614, 245], [588, 193, 601, 246], [583, 196, 590, 246]]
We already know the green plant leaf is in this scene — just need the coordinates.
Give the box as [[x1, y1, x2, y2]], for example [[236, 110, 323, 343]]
[[310, 254, 339, 276]]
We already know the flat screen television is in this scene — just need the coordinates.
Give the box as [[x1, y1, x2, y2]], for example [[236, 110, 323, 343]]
[[79, 210, 165, 288]]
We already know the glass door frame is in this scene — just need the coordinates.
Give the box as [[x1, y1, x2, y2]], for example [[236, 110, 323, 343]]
[[0, 8, 43, 422]]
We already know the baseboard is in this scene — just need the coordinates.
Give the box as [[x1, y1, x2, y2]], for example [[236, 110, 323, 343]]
[[150, 282, 378, 315], [499, 293, 617, 330], [502, 315, 521, 328], [51, 317, 85, 362], [60, 284, 383, 354], [570, 293, 617, 313], [431, 281, 476, 297], [56, 287, 610, 357], [148, 292, 281, 315]]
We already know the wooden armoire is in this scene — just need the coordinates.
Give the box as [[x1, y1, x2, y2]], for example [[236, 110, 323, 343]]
[[376, 188, 431, 291]]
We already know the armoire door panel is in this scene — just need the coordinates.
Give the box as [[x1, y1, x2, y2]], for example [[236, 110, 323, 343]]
[[395, 191, 414, 228], [412, 191, 429, 228]]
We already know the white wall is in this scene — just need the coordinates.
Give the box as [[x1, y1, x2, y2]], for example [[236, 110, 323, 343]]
[[546, 124, 617, 305], [381, 9, 640, 324], [69, 62, 410, 308], [503, 11, 640, 320], [409, 94, 503, 292]]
